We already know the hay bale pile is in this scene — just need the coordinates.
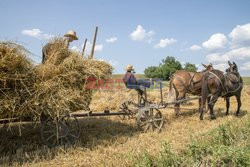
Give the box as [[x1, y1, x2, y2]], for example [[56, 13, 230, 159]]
[[90, 90, 138, 111], [90, 87, 170, 112], [0, 38, 113, 120], [0, 42, 35, 119]]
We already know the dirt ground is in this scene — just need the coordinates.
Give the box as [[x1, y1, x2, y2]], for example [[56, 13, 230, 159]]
[[0, 86, 249, 167]]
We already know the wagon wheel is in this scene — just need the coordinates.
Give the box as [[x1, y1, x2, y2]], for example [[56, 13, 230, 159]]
[[118, 101, 139, 120], [41, 115, 80, 147], [136, 108, 164, 132], [59, 115, 80, 145]]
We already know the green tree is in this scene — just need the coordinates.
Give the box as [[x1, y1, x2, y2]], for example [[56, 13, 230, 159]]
[[144, 66, 159, 78], [143, 56, 182, 80], [159, 56, 182, 80], [183, 63, 197, 72]]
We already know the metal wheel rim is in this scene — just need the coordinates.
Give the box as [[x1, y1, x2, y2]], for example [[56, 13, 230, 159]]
[[137, 108, 164, 132], [118, 101, 138, 120], [41, 115, 80, 147]]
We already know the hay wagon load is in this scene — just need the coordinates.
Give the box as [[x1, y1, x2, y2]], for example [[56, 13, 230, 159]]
[[0, 39, 198, 147], [0, 40, 112, 146]]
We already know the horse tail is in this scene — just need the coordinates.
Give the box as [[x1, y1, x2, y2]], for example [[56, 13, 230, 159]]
[[201, 73, 209, 109], [167, 75, 176, 103]]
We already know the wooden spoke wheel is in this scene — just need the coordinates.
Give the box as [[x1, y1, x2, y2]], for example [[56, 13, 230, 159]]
[[41, 115, 80, 147], [136, 108, 164, 132], [118, 101, 139, 120]]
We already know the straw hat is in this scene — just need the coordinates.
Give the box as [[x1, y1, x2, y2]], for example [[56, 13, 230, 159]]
[[64, 30, 78, 40], [125, 64, 134, 71]]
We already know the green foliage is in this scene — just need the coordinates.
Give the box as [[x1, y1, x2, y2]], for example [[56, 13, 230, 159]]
[[183, 63, 197, 72], [134, 153, 154, 167], [144, 56, 183, 80], [135, 116, 250, 167], [158, 143, 184, 167], [159, 57, 182, 80], [144, 66, 159, 78], [144, 56, 197, 80]]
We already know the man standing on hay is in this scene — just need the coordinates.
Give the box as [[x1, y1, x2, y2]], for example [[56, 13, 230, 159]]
[[123, 64, 151, 95], [42, 30, 78, 63]]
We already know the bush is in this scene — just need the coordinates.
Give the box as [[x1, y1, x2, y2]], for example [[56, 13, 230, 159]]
[[144, 66, 159, 78], [144, 56, 183, 80], [144, 56, 197, 80], [183, 63, 197, 72]]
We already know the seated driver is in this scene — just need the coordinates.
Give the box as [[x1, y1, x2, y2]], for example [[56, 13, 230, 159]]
[[123, 64, 149, 95]]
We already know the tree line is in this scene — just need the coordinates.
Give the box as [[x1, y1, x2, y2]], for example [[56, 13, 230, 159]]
[[144, 56, 197, 80]]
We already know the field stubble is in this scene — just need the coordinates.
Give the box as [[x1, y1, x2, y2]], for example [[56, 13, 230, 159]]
[[0, 85, 249, 166]]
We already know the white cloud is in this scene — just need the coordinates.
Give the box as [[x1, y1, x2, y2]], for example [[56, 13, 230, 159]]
[[108, 60, 118, 67], [202, 33, 228, 50], [130, 25, 155, 43], [223, 47, 250, 60], [106, 37, 118, 43], [86, 41, 103, 52], [198, 23, 250, 72], [206, 47, 250, 63], [241, 62, 250, 71], [196, 64, 204, 71], [71, 46, 80, 52], [181, 61, 186, 67], [94, 44, 103, 52], [213, 63, 228, 72], [71, 42, 103, 54], [22, 28, 54, 40], [154, 38, 177, 48], [206, 53, 229, 63], [229, 23, 250, 47], [190, 45, 202, 51]]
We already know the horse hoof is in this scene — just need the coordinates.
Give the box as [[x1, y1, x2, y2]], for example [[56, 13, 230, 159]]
[[235, 112, 240, 117], [199, 116, 203, 120], [225, 112, 229, 116], [211, 115, 216, 120], [175, 113, 180, 117]]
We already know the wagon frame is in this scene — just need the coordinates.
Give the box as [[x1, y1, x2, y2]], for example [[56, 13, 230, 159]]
[[0, 82, 201, 147]]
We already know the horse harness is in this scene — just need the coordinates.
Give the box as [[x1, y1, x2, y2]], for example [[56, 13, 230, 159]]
[[208, 71, 243, 97], [173, 72, 201, 94]]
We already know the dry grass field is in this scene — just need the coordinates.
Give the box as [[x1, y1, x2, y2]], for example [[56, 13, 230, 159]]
[[0, 80, 249, 166]]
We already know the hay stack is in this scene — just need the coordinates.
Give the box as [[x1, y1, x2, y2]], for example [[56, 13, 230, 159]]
[[90, 90, 138, 111], [0, 42, 35, 119], [0, 38, 113, 120], [42, 38, 69, 65]]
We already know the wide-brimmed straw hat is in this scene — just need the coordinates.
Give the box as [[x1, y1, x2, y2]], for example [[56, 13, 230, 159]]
[[125, 64, 134, 71], [64, 30, 78, 40]]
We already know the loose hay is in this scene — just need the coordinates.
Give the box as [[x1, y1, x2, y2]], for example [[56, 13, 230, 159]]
[[0, 39, 113, 120], [90, 89, 138, 111], [0, 42, 35, 119]]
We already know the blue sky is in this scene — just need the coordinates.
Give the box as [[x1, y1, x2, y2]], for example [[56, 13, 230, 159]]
[[1, 0, 250, 75]]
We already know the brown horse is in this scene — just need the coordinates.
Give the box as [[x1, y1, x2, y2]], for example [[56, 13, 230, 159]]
[[167, 63, 213, 116], [200, 61, 243, 120]]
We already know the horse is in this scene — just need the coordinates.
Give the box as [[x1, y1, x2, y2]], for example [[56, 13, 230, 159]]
[[200, 61, 243, 120], [167, 63, 214, 116]]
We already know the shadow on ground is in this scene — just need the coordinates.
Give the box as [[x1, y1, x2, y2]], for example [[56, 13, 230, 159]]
[[215, 108, 248, 118], [0, 117, 138, 165]]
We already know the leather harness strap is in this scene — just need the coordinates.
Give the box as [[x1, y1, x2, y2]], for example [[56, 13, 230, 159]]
[[173, 72, 200, 94], [208, 71, 243, 97], [208, 71, 228, 94], [223, 72, 243, 96]]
